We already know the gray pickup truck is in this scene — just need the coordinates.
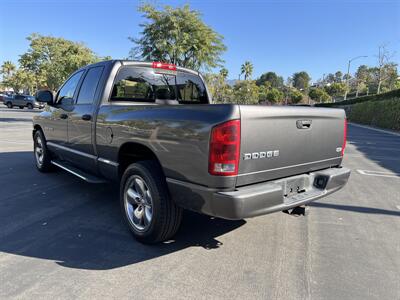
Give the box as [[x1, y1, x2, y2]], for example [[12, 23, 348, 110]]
[[33, 60, 350, 243]]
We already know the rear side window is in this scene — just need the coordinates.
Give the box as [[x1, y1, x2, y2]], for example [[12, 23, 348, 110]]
[[77, 66, 104, 104], [110, 66, 208, 104]]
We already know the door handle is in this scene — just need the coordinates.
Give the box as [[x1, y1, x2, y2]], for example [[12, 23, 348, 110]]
[[60, 114, 68, 119], [296, 120, 312, 129], [82, 114, 92, 121]]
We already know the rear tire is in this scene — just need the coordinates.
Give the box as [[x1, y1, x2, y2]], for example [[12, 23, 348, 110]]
[[33, 130, 54, 172], [6, 102, 13, 108], [120, 160, 182, 244]]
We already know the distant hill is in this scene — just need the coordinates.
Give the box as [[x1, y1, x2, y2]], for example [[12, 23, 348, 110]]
[[226, 79, 238, 86]]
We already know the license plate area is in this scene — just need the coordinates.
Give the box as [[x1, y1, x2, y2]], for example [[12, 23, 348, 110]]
[[281, 176, 307, 197], [284, 189, 323, 204]]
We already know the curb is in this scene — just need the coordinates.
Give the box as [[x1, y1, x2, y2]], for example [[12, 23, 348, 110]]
[[348, 122, 400, 137]]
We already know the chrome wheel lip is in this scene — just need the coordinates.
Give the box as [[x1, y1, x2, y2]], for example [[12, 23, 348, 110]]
[[34, 135, 44, 166], [124, 175, 153, 232]]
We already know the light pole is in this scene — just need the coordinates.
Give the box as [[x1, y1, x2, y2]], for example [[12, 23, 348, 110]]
[[344, 55, 367, 100]]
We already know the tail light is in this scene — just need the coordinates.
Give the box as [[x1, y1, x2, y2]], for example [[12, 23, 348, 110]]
[[209, 120, 241, 176], [341, 118, 347, 156], [152, 62, 177, 71]]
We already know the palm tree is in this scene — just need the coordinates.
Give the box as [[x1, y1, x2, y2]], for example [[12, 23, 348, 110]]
[[241, 61, 253, 80], [1, 61, 16, 79]]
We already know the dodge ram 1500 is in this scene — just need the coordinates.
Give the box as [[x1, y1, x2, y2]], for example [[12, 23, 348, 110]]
[[33, 60, 350, 243]]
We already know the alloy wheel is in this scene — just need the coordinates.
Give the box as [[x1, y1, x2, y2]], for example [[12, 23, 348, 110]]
[[35, 135, 44, 166], [124, 175, 153, 231]]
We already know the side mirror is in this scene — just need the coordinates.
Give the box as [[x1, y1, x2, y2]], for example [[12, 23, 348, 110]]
[[35, 90, 54, 105]]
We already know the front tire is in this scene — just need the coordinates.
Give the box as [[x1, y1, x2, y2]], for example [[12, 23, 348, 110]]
[[27, 103, 33, 109], [33, 130, 54, 172], [120, 161, 182, 244], [6, 102, 13, 108]]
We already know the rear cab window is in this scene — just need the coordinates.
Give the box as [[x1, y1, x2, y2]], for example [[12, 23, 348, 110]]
[[110, 66, 208, 104]]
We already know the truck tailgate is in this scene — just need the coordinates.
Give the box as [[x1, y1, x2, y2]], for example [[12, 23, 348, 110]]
[[237, 106, 345, 186]]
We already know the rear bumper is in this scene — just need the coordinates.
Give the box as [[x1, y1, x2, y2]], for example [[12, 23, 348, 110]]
[[167, 167, 350, 220]]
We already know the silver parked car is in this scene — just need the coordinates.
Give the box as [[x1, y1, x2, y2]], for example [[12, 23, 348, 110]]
[[4, 94, 45, 109]]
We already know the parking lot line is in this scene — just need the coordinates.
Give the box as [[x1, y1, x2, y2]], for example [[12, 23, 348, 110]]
[[357, 169, 400, 178]]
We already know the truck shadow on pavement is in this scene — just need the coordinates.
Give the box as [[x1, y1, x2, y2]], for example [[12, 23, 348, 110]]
[[0, 151, 245, 270], [310, 202, 400, 217]]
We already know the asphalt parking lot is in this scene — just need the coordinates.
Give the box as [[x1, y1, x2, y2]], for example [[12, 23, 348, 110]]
[[0, 106, 399, 299]]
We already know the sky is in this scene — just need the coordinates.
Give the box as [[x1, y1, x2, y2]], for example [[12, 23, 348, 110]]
[[0, 0, 399, 82]]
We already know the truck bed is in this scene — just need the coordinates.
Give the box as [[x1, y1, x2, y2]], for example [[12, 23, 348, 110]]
[[96, 103, 346, 190]]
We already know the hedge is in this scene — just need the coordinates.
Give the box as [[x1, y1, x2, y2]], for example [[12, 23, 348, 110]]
[[315, 89, 400, 107], [346, 98, 400, 131]]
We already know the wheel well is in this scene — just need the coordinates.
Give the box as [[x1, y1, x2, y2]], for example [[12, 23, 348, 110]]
[[118, 142, 163, 178], [32, 125, 43, 138]]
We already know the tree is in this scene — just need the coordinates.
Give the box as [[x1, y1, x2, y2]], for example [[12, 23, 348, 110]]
[[130, 4, 226, 70], [309, 87, 331, 103], [264, 88, 283, 103], [285, 77, 293, 88], [232, 80, 259, 104], [241, 61, 253, 80], [355, 65, 370, 97], [1, 61, 16, 80], [383, 63, 399, 91], [288, 88, 303, 104], [256, 72, 284, 89], [376, 44, 395, 94], [4, 69, 36, 94], [219, 68, 229, 80], [395, 78, 400, 90], [324, 82, 347, 98], [354, 63, 398, 95], [19, 33, 101, 91], [204, 71, 232, 103], [323, 71, 343, 84], [372, 62, 398, 93], [334, 71, 343, 83], [258, 83, 270, 101], [342, 73, 351, 82], [292, 71, 311, 91], [324, 73, 335, 84]]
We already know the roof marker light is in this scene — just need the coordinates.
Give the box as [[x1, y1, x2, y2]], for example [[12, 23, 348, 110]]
[[152, 62, 177, 71]]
